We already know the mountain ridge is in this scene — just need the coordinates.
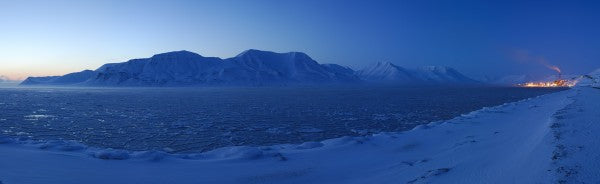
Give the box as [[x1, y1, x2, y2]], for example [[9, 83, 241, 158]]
[[21, 50, 479, 86], [356, 62, 479, 85]]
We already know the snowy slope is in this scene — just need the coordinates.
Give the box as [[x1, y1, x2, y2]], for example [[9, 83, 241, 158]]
[[576, 69, 600, 88], [414, 66, 478, 83], [4, 84, 599, 183], [87, 51, 225, 86], [356, 62, 479, 84], [21, 70, 97, 85], [223, 49, 358, 85], [321, 63, 361, 82], [550, 87, 600, 183], [20, 50, 360, 86], [355, 62, 417, 82], [19, 52, 480, 87]]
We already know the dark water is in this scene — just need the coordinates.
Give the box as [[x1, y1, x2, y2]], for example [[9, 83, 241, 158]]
[[0, 86, 565, 153]]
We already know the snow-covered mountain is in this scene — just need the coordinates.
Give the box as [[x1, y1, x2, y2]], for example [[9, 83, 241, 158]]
[[576, 68, 600, 87], [21, 50, 481, 87], [22, 50, 360, 86], [21, 70, 97, 85], [356, 62, 416, 82], [414, 66, 479, 83], [356, 62, 479, 84], [85, 51, 226, 86], [479, 74, 538, 86], [224, 49, 359, 85]]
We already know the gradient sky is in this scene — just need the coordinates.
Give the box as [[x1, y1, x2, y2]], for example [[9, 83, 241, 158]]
[[1, 0, 599, 80]]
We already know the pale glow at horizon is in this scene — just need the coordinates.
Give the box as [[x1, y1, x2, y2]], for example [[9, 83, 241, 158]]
[[1, 0, 599, 80]]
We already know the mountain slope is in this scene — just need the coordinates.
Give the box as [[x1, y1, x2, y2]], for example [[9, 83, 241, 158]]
[[415, 66, 478, 83], [21, 50, 360, 86], [20, 51, 479, 87], [21, 70, 97, 85], [87, 51, 225, 86], [355, 62, 416, 82], [357, 62, 479, 84], [224, 49, 358, 85]]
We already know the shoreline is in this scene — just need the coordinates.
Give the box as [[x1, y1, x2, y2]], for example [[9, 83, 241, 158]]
[[0, 87, 564, 160], [2, 87, 591, 183]]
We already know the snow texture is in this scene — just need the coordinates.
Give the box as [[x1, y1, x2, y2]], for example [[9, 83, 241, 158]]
[[356, 62, 479, 85]]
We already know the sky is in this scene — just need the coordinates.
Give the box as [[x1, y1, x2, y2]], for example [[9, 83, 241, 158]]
[[1, 0, 599, 80]]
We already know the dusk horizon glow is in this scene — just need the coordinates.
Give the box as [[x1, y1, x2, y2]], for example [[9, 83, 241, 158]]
[[1, 0, 599, 80], [3, 1, 600, 182]]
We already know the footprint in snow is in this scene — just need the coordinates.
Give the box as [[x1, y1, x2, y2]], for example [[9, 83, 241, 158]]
[[407, 168, 451, 184], [452, 136, 478, 148], [388, 158, 430, 169], [401, 143, 419, 151]]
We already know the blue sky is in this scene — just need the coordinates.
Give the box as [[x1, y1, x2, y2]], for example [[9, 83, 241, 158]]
[[1, 0, 599, 80]]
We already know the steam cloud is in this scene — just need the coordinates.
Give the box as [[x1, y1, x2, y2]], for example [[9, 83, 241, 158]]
[[511, 50, 561, 74]]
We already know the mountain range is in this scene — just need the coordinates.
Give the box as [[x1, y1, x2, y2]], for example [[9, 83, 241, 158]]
[[356, 62, 479, 85], [21, 50, 479, 86]]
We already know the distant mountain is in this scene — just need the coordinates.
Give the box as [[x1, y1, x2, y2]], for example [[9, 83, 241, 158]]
[[225, 49, 359, 85], [0, 75, 19, 84], [85, 51, 226, 86], [321, 64, 360, 82], [576, 68, 600, 87], [21, 70, 97, 85], [414, 66, 479, 83], [21, 50, 481, 87], [22, 50, 360, 86], [356, 62, 416, 82], [479, 74, 537, 86], [356, 62, 479, 85]]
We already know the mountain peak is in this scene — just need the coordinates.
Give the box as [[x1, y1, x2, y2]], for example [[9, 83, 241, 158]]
[[236, 49, 311, 59], [151, 50, 203, 59], [357, 63, 477, 84], [418, 66, 456, 73], [420, 65, 451, 69], [236, 49, 271, 57], [19, 49, 478, 86], [376, 61, 395, 66], [371, 62, 404, 70]]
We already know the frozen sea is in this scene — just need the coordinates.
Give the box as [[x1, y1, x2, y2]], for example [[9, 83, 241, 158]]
[[0, 86, 565, 153]]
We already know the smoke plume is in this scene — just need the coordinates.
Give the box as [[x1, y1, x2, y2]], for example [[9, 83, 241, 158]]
[[511, 49, 561, 74]]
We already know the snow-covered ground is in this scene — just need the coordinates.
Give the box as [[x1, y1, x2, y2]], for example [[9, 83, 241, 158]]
[[1, 80, 599, 183]]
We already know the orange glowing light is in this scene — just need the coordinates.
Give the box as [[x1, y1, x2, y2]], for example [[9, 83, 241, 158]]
[[518, 79, 575, 88]]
